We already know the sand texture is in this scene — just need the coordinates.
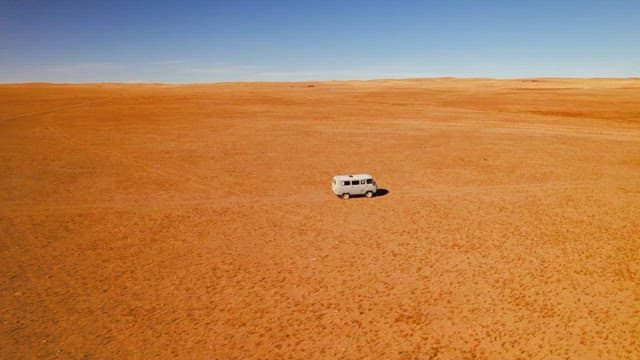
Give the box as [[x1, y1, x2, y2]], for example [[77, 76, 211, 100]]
[[1, 78, 639, 358]]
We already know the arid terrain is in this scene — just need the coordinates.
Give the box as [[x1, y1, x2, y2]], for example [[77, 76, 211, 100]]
[[1, 78, 639, 358]]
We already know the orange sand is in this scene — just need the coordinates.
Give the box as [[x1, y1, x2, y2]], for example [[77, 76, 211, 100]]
[[1, 78, 639, 358]]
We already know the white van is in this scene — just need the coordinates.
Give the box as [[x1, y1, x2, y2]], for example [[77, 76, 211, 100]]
[[332, 174, 377, 199]]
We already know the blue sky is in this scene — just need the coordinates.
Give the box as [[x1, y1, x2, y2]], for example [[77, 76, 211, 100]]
[[1, 0, 638, 82]]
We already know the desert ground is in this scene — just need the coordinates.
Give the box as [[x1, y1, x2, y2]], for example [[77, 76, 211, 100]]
[[1, 78, 639, 359]]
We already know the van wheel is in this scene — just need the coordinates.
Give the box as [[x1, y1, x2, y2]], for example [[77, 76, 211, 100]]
[[342, 193, 350, 199], [365, 191, 373, 198]]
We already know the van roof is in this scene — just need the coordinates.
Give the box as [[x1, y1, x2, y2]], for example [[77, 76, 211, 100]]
[[333, 174, 373, 181]]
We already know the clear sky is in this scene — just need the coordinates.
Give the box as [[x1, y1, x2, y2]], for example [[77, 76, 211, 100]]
[[1, 0, 638, 83]]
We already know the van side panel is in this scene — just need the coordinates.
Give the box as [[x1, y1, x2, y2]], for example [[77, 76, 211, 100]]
[[332, 174, 377, 196]]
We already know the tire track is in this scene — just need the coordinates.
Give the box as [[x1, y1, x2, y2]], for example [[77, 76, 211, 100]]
[[0, 99, 109, 123], [395, 179, 617, 199], [2, 95, 217, 195], [0, 180, 625, 217], [1, 97, 226, 217], [43, 123, 216, 194]]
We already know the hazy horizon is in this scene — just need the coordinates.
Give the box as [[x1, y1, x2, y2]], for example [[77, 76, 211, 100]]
[[4, 76, 640, 86]]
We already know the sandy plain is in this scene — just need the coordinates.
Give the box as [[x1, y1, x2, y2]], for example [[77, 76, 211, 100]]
[[1, 78, 639, 359]]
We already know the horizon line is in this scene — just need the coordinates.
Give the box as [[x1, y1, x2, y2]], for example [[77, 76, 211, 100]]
[[2, 76, 639, 86]]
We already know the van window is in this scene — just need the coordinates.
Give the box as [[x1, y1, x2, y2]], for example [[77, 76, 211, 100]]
[[342, 181, 350, 186], [360, 180, 365, 185], [366, 179, 373, 184]]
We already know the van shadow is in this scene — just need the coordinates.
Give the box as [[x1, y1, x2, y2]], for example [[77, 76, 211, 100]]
[[335, 188, 390, 199], [375, 188, 390, 197]]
